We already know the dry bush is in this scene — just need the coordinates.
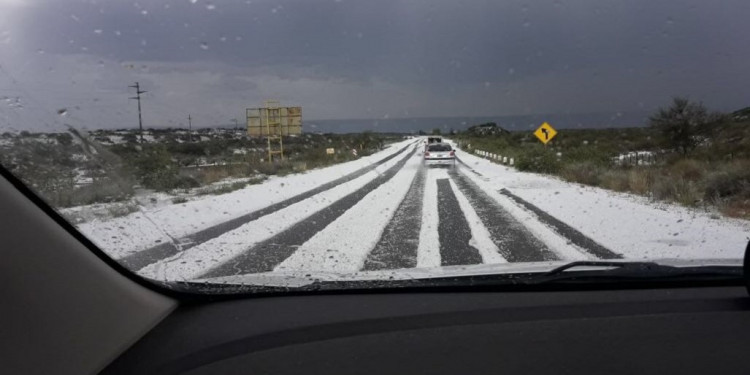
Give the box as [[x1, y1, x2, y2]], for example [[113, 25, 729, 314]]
[[599, 170, 630, 192], [559, 162, 602, 186], [650, 177, 702, 206], [197, 167, 230, 185], [703, 160, 750, 201], [670, 159, 706, 182], [718, 198, 750, 220], [628, 169, 653, 195], [106, 202, 140, 218]]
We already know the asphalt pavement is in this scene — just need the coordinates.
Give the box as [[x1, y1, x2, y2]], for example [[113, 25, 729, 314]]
[[127, 145, 619, 279]]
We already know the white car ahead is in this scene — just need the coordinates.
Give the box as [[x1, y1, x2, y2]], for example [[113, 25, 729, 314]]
[[423, 142, 456, 166]]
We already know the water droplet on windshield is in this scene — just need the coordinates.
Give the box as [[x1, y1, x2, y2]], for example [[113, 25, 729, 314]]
[[200, 42, 209, 50], [206, 3, 216, 10], [57, 108, 68, 116]]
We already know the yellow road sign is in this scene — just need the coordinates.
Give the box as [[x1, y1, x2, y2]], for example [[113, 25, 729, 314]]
[[534, 122, 557, 144]]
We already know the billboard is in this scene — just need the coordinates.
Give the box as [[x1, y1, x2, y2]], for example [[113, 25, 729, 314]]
[[246, 106, 302, 137]]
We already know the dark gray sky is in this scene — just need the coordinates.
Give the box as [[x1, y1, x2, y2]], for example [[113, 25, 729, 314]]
[[1, 0, 748, 131]]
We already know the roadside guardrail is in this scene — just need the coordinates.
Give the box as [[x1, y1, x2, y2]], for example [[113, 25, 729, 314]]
[[474, 149, 514, 166]]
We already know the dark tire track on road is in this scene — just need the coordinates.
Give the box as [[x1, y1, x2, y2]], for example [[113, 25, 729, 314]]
[[199, 147, 418, 278], [436, 178, 484, 266], [455, 153, 620, 260], [118, 142, 417, 271], [455, 156, 483, 176], [449, 168, 558, 262], [362, 165, 426, 271], [499, 189, 622, 259]]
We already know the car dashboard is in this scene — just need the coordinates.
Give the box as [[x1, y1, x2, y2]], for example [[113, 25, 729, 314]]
[[101, 285, 750, 375]]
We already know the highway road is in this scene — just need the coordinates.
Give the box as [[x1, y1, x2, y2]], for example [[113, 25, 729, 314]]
[[114, 139, 665, 283]]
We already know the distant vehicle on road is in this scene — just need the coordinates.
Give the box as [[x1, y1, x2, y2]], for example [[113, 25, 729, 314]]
[[423, 142, 456, 167], [424, 136, 443, 151]]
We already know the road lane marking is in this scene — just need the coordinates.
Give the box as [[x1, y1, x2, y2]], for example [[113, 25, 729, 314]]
[[416, 168, 443, 268]]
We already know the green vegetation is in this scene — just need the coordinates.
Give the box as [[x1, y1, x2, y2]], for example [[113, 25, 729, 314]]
[[0, 130, 398, 208], [0, 134, 135, 207], [649, 97, 727, 155], [456, 98, 750, 220]]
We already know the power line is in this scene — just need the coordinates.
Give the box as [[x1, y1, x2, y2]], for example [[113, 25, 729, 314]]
[[128, 82, 146, 143]]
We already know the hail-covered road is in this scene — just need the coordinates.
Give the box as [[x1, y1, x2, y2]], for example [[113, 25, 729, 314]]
[[77, 138, 750, 283]]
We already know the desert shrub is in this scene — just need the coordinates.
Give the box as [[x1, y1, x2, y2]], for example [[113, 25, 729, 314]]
[[107, 202, 140, 218], [173, 175, 201, 190], [560, 162, 602, 186], [196, 166, 231, 185], [130, 145, 180, 191], [197, 181, 248, 196], [650, 176, 702, 206], [561, 146, 612, 165], [718, 198, 750, 219], [515, 148, 561, 174], [65, 179, 135, 207], [599, 170, 631, 192], [704, 165, 750, 201], [669, 159, 706, 182], [627, 169, 653, 195]]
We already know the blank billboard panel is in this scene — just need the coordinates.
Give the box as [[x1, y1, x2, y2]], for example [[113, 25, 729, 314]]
[[246, 106, 302, 137]]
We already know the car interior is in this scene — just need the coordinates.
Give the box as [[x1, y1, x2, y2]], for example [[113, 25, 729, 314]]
[[3, 164, 750, 375]]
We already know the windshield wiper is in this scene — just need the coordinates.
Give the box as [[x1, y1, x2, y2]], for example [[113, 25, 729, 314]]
[[526, 261, 743, 285], [185, 260, 744, 296]]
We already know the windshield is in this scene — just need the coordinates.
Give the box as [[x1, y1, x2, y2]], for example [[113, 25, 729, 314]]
[[427, 144, 452, 152], [1, 0, 749, 292]]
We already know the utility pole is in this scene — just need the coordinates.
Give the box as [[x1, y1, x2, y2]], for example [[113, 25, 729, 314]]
[[188, 114, 192, 142], [232, 118, 239, 132], [128, 82, 146, 143]]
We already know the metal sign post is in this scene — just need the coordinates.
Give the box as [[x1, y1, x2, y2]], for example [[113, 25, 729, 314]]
[[246, 101, 302, 163], [264, 100, 283, 162]]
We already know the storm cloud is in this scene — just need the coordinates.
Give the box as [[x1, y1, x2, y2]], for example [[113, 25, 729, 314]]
[[1, 0, 748, 131]]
